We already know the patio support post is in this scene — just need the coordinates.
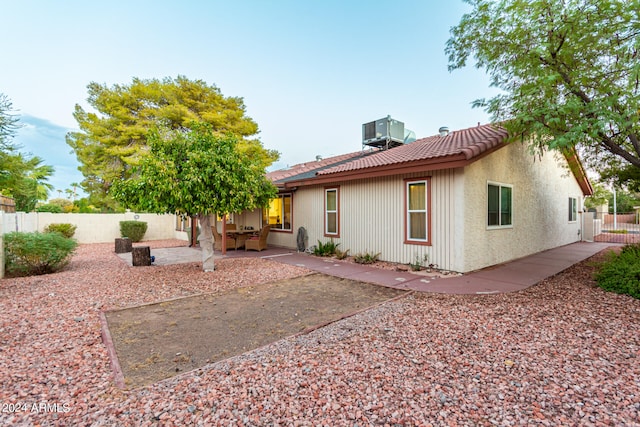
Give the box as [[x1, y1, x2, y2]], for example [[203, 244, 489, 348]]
[[221, 215, 227, 255]]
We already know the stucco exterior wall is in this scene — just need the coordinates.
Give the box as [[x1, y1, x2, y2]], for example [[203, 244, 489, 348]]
[[461, 142, 584, 272]]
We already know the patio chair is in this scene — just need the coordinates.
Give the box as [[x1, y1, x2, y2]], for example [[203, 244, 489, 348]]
[[212, 226, 237, 251], [245, 225, 270, 252]]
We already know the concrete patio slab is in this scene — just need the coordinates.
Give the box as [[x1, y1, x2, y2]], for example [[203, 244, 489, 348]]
[[116, 246, 208, 266]]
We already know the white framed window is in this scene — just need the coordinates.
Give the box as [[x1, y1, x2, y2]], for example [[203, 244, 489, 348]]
[[488, 182, 513, 228], [324, 187, 339, 236], [569, 197, 577, 222], [405, 178, 430, 244]]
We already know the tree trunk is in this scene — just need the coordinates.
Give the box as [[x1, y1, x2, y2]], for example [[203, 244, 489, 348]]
[[115, 237, 132, 253], [132, 246, 151, 266], [198, 213, 215, 272]]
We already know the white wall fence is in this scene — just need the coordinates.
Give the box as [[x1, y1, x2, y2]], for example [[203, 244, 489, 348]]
[[0, 212, 186, 244], [582, 212, 601, 242]]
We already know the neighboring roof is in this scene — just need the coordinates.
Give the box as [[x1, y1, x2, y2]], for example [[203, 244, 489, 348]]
[[269, 123, 592, 195]]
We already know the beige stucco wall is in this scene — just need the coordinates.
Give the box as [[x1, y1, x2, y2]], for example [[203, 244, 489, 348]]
[[460, 142, 584, 272], [2, 212, 178, 243]]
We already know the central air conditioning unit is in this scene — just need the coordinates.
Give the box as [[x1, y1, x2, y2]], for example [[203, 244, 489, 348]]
[[362, 116, 405, 150]]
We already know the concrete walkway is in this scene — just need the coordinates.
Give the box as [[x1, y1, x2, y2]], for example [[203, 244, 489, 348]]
[[266, 242, 613, 295], [119, 242, 613, 295]]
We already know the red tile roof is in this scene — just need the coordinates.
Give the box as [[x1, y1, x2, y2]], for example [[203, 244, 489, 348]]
[[267, 123, 590, 195], [267, 150, 370, 184], [318, 123, 508, 176]]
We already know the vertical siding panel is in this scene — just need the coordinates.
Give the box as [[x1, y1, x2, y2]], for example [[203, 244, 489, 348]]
[[277, 169, 458, 271]]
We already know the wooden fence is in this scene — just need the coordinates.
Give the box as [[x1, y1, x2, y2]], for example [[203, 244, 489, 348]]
[[0, 195, 15, 213]]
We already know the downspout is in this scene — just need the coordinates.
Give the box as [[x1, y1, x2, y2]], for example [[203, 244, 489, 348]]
[[580, 196, 584, 242]]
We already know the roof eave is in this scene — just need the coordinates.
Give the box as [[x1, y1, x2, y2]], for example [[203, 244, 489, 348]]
[[563, 148, 593, 196], [280, 153, 470, 187]]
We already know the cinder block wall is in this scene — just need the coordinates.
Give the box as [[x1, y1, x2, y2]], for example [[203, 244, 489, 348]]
[[1, 212, 182, 243]]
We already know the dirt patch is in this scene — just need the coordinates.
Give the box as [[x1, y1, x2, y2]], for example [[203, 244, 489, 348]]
[[104, 273, 407, 388]]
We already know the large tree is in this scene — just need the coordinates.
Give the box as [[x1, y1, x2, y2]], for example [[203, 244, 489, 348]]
[[67, 76, 278, 210], [0, 94, 54, 210], [446, 0, 640, 175], [0, 94, 20, 150], [111, 123, 277, 271]]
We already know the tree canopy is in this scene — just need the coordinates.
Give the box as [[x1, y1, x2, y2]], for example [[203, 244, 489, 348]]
[[111, 123, 276, 216], [0, 94, 20, 150], [0, 94, 54, 210], [67, 76, 279, 210], [446, 0, 640, 175], [111, 123, 277, 271]]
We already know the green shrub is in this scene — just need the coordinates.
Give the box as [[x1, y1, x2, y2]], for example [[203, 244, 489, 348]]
[[410, 253, 430, 271], [313, 239, 340, 257], [44, 223, 77, 238], [594, 247, 640, 299], [335, 248, 350, 260], [607, 229, 628, 234], [4, 232, 78, 277], [621, 243, 640, 257], [353, 251, 381, 264], [119, 221, 148, 242], [36, 204, 63, 213]]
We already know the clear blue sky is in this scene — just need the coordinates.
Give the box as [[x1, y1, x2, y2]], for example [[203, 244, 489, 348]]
[[1, 0, 497, 198]]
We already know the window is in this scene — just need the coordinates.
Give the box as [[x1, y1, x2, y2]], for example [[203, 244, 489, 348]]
[[324, 187, 339, 236], [405, 178, 430, 243], [569, 197, 577, 222], [488, 182, 512, 227], [175, 214, 189, 232], [262, 194, 292, 231]]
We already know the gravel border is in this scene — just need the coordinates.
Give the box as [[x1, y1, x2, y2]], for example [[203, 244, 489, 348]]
[[1, 241, 638, 426]]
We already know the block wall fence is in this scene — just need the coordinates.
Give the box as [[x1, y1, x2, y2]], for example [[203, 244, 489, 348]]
[[0, 212, 187, 244]]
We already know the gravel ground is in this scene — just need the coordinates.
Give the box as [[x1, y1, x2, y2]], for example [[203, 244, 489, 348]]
[[0, 241, 639, 426]]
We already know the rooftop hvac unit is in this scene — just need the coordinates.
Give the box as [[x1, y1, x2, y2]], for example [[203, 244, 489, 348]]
[[362, 116, 405, 150]]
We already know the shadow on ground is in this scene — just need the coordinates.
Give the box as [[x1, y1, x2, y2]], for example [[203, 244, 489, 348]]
[[103, 273, 407, 388]]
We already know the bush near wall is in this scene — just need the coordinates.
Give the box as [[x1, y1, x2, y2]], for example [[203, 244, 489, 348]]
[[44, 223, 77, 238], [4, 232, 78, 277], [119, 221, 148, 242], [595, 244, 640, 299], [36, 204, 63, 213]]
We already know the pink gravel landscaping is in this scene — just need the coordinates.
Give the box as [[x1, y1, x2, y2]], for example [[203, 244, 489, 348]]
[[1, 240, 639, 426]]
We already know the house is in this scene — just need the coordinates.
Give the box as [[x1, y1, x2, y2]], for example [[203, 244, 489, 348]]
[[238, 122, 593, 273]]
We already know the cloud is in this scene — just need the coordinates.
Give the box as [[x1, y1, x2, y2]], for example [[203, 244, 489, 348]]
[[13, 114, 86, 198]]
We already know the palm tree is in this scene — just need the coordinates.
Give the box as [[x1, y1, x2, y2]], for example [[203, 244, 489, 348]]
[[24, 157, 54, 202]]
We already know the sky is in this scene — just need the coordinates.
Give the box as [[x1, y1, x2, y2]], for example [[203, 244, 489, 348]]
[[1, 0, 498, 199]]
